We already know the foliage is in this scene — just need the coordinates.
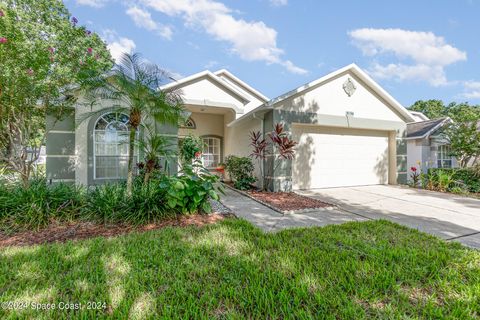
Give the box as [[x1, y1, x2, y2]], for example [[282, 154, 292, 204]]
[[409, 166, 420, 187], [179, 134, 204, 166], [250, 123, 298, 190], [136, 125, 177, 183], [224, 155, 256, 190], [1, 219, 480, 319], [0, 179, 86, 230], [409, 100, 446, 119], [428, 168, 480, 193], [0, 0, 112, 187], [160, 160, 222, 214], [81, 52, 184, 195]]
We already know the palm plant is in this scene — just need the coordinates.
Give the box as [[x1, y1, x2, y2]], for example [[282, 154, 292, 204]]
[[136, 124, 177, 184], [81, 52, 184, 195]]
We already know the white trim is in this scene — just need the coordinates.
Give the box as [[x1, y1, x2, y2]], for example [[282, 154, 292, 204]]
[[265, 63, 415, 122], [213, 69, 269, 102], [47, 155, 77, 158], [48, 130, 75, 134], [49, 178, 76, 182], [160, 70, 251, 104], [183, 98, 244, 114]]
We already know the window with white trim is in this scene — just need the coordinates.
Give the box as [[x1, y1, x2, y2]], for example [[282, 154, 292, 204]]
[[201, 137, 221, 169], [94, 112, 136, 179], [437, 145, 452, 168]]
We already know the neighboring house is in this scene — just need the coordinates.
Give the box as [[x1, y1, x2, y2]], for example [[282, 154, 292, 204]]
[[46, 64, 416, 191], [406, 114, 458, 176]]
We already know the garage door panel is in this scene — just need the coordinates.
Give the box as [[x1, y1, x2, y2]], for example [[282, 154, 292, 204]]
[[292, 126, 389, 189]]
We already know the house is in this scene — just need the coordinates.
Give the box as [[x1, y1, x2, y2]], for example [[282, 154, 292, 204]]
[[406, 114, 458, 175], [46, 64, 416, 191]]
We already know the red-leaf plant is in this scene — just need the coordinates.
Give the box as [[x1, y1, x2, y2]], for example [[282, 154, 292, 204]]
[[249, 123, 298, 190]]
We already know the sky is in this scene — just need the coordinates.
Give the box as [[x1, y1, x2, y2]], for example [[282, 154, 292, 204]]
[[65, 0, 480, 107]]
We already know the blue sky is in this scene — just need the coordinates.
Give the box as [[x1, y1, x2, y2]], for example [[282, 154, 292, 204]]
[[65, 0, 480, 107]]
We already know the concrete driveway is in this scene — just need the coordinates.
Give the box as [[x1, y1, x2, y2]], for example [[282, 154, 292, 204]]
[[297, 185, 480, 248]]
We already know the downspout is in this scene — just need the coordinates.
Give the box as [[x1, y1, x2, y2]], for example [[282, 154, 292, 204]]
[[252, 112, 264, 189]]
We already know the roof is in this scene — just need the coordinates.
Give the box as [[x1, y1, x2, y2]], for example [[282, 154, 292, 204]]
[[406, 118, 451, 139], [213, 69, 269, 102], [409, 111, 430, 122], [160, 70, 252, 103], [228, 63, 416, 127]]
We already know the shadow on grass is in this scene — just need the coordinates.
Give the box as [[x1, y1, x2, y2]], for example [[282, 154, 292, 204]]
[[0, 219, 479, 319]]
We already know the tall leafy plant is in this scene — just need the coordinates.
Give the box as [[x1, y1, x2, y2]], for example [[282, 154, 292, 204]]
[[81, 53, 184, 195], [250, 123, 298, 190], [0, 0, 112, 187]]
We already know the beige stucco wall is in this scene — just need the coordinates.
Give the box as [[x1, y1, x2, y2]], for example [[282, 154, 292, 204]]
[[276, 71, 405, 123], [178, 112, 224, 138], [180, 77, 246, 110]]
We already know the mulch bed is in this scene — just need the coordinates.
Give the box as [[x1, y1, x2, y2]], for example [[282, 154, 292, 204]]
[[246, 190, 330, 212], [0, 213, 234, 248]]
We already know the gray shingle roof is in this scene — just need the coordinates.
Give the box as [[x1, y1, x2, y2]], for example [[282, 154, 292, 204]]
[[406, 118, 448, 139]]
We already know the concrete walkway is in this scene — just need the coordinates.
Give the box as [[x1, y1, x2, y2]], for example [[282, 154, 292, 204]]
[[220, 185, 480, 249], [220, 187, 366, 232]]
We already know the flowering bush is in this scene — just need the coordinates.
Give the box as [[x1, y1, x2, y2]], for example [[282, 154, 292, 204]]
[[410, 166, 420, 187]]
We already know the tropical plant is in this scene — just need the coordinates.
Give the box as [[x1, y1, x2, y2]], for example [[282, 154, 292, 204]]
[[136, 124, 177, 183], [250, 123, 298, 190], [160, 159, 222, 214], [179, 134, 205, 166], [409, 166, 420, 187], [81, 52, 184, 195], [224, 155, 256, 190], [0, 0, 112, 187]]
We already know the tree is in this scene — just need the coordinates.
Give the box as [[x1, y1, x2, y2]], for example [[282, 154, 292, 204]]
[[443, 103, 480, 167], [82, 53, 184, 196], [409, 100, 446, 119], [0, 0, 112, 187]]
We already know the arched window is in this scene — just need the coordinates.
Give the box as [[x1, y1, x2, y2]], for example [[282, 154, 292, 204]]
[[181, 117, 196, 129], [94, 112, 134, 179]]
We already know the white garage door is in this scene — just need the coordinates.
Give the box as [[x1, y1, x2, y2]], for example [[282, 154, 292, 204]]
[[292, 126, 389, 189]]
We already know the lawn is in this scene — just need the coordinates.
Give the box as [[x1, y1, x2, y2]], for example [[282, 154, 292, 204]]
[[0, 219, 479, 319]]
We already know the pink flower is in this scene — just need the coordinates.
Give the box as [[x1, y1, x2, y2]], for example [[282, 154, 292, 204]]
[[0, 10, 4, 17], [0, 37, 7, 44], [410, 166, 417, 172], [87, 47, 93, 55], [26, 68, 34, 76], [194, 151, 202, 158], [48, 47, 55, 54]]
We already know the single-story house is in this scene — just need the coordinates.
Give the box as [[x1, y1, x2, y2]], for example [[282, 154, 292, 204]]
[[406, 114, 458, 175], [46, 64, 416, 191]]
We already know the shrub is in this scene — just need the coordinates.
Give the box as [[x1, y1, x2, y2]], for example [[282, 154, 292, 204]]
[[160, 161, 222, 214], [179, 134, 205, 165], [0, 179, 85, 230], [428, 168, 480, 193], [224, 155, 256, 190]]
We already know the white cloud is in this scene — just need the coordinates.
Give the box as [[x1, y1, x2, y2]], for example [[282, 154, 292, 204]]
[[270, 0, 288, 6], [204, 60, 219, 69], [140, 0, 306, 74], [76, 0, 109, 8], [126, 6, 173, 40], [348, 28, 466, 86], [462, 81, 480, 99], [102, 30, 137, 62]]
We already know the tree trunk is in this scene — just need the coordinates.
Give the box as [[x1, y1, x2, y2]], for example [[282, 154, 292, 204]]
[[126, 127, 136, 196]]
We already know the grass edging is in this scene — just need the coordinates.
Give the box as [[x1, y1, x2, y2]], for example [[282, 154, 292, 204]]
[[222, 182, 336, 214]]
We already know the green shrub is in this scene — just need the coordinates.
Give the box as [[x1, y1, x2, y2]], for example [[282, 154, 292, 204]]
[[179, 134, 205, 165], [0, 179, 85, 230], [428, 168, 480, 193], [160, 161, 222, 214], [224, 155, 256, 190]]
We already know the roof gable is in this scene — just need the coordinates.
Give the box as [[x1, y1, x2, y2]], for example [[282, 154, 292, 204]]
[[269, 64, 415, 123], [406, 118, 451, 139]]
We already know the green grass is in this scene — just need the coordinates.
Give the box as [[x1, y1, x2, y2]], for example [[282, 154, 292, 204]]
[[0, 219, 479, 319]]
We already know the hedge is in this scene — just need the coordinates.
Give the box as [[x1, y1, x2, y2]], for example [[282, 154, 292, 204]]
[[428, 168, 480, 193]]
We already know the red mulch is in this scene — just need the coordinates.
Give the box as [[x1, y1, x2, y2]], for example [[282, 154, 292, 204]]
[[0, 214, 233, 248], [246, 191, 330, 212]]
